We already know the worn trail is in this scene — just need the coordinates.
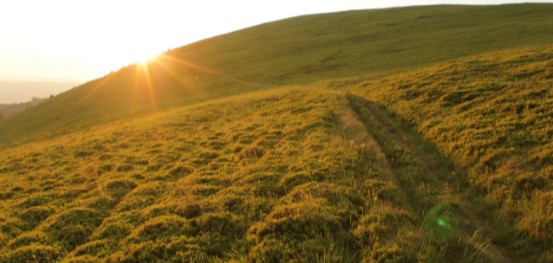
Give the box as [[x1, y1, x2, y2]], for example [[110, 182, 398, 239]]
[[347, 94, 514, 263]]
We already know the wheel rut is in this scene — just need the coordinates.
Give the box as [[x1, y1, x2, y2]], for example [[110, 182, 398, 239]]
[[347, 94, 514, 263]]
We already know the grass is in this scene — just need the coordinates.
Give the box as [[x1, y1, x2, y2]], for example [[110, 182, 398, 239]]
[[347, 94, 524, 262], [1, 3, 553, 262], [2, 85, 524, 261], [2, 4, 553, 145], [0, 88, 414, 261], [347, 44, 553, 261]]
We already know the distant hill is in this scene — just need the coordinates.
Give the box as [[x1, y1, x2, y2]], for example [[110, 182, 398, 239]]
[[0, 97, 49, 121], [2, 4, 553, 145], [0, 81, 76, 104]]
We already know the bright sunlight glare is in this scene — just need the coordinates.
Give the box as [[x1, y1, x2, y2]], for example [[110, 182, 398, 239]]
[[137, 53, 161, 68], [1, 0, 549, 83]]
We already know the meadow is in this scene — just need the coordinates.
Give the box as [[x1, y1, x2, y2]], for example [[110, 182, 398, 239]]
[[1, 86, 524, 262], [0, 88, 424, 261], [1, 3, 553, 262], [2, 4, 553, 146], [348, 44, 553, 261]]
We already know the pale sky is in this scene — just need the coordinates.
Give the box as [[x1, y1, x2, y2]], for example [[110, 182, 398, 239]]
[[0, 0, 551, 85]]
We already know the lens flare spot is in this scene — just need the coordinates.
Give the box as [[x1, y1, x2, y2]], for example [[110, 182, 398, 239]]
[[437, 218, 449, 228]]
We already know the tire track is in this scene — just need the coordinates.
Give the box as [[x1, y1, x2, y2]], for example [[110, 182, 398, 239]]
[[347, 94, 514, 263]]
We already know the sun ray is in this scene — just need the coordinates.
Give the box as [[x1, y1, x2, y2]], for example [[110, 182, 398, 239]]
[[61, 72, 118, 120], [157, 54, 269, 86], [137, 62, 158, 111], [133, 63, 142, 112], [149, 56, 198, 92]]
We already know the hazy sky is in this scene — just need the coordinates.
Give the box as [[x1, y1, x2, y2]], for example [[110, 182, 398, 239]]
[[1, 0, 552, 85]]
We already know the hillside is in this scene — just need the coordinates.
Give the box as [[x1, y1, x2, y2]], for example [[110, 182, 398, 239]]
[[2, 4, 553, 145], [349, 45, 553, 261], [1, 44, 552, 262], [1, 3, 553, 262], [0, 87, 527, 262]]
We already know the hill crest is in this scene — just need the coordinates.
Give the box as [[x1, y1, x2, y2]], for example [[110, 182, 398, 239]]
[[2, 4, 553, 146]]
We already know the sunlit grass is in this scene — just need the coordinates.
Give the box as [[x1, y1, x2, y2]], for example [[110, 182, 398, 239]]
[[2, 4, 553, 145], [0, 4, 552, 262], [349, 44, 553, 261], [1, 88, 405, 261]]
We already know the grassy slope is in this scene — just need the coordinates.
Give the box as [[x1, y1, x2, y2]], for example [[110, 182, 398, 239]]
[[177, 4, 553, 84], [1, 86, 528, 262], [0, 88, 421, 262], [1, 3, 553, 262], [2, 4, 553, 145], [347, 44, 553, 261]]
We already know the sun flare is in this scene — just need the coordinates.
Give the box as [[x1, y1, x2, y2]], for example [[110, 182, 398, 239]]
[[138, 54, 160, 67]]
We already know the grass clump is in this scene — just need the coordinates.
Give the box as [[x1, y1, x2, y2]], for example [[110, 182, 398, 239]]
[[18, 206, 54, 229], [2, 244, 61, 263], [6, 231, 49, 250], [44, 207, 102, 251]]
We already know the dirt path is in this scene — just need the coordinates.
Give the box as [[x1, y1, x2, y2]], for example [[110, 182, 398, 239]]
[[347, 94, 514, 263]]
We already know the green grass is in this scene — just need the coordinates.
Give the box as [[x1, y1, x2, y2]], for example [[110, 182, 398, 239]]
[[348, 44, 553, 261], [0, 88, 425, 261], [2, 4, 553, 145], [1, 3, 553, 262]]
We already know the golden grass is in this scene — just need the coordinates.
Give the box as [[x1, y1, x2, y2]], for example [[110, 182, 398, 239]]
[[0, 88, 423, 261], [349, 44, 553, 261], [1, 6, 553, 261]]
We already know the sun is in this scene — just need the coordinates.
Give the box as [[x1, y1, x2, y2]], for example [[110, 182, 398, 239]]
[[138, 54, 160, 67]]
